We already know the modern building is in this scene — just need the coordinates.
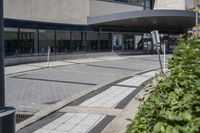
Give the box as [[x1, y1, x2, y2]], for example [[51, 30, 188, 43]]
[[186, 0, 200, 35], [187, 0, 200, 9], [3, 0, 195, 65]]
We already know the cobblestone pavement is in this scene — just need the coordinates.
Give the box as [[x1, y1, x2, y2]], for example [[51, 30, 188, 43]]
[[5, 55, 171, 114]]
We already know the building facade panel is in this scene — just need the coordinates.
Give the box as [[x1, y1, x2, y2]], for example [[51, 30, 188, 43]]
[[4, 0, 90, 25], [2, 0, 195, 66], [89, 0, 143, 17], [154, 0, 186, 10]]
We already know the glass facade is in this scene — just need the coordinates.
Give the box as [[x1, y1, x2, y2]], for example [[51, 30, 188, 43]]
[[4, 27, 177, 58], [39, 30, 55, 55], [19, 29, 38, 56], [87, 32, 99, 52], [56, 30, 71, 54], [4, 28, 18, 57], [100, 33, 112, 51], [71, 32, 84, 52], [107, 0, 154, 9]]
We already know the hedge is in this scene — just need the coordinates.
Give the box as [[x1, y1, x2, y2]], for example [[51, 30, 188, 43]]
[[127, 37, 200, 133]]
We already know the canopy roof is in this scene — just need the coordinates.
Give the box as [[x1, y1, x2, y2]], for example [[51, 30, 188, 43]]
[[88, 10, 195, 33]]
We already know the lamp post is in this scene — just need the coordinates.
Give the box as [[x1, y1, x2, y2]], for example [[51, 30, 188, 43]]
[[0, 0, 16, 133]]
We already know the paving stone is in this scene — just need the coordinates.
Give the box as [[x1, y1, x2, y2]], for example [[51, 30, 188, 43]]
[[34, 128, 52, 133], [56, 123, 75, 132], [79, 86, 136, 108], [34, 113, 105, 133], [118, 76, 151, 86]]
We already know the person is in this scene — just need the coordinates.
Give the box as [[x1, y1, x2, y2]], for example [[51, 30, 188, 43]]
[[115, 36, 120, 46]]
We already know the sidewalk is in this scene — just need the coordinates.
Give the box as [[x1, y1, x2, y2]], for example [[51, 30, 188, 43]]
[[16, 69, 160, 133], [5, 55, 157, 75]]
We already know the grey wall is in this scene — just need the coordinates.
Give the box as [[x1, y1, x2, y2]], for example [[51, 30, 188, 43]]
[[4, 0, 90, 25], [89, 0, 143, 17]]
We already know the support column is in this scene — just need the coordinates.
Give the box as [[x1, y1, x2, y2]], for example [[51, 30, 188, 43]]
[[0, 0, 4, 110], [0, 0, 16, 132]]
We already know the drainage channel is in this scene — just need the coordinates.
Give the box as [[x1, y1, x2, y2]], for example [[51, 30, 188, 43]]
[[16, 113, 33, 123]]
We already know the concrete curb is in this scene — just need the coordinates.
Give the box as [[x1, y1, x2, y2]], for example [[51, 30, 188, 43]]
[[16, 68, 159, 131]]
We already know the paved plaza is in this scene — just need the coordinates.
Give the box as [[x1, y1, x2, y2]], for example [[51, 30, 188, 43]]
[[4, 55, 171, 133], [5, 55, 170, 115], [16, 66, 162, 133]]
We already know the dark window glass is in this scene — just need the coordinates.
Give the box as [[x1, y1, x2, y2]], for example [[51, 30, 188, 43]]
[[71, 32, 84, 52], [39, 30, 55, 55], [87, 32, 99, 52], [56, 30, 70, 54], [123, 33, 135, 51], [4, 28, 18, 57], [100, 33, 112, 51], [106, 0, 153, 9], [19, 29, 38, 56]]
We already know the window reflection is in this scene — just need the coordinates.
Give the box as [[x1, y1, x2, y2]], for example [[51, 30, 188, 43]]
[[56, 30, 70, 54], [39, 30, 55, 55], [4, 28, 18, 57]]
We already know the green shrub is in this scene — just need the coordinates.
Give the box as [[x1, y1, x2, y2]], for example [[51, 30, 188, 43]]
[[127, 37, 200, 133]]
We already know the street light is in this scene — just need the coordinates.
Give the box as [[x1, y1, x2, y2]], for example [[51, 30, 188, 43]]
[[0, 0, 16, 133]]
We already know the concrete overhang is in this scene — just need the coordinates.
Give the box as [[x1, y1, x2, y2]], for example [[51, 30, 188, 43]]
[[88, 10, 196, 33]]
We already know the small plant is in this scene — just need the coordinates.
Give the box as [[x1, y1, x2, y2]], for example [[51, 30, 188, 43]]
[[127, 37, 200, 133]]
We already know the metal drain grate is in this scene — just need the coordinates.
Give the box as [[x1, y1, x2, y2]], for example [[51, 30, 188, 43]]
[[16, 113, 33, 123]]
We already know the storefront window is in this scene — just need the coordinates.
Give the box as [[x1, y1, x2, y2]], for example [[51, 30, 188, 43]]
[[123, 33, 135, 51], [39, 30, 55, 55], [100, 33, 111, 51], [71, 32, 84, 52], [112, 33, 123, 51], [4, 28, 19, 57], [135, 34, 143, 50], [56, 30, 70, 54], [19, 29, 38, 56], [143, 33, 153, 53], [168, 35, 178, 53], [87, 32, 99, 52]]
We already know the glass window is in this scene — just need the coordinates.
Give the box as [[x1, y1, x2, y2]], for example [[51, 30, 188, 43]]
[[87, 32, 99, 52], [71, 32, 84, 52], [56, 30, 70, 54], [19, 29, 38, 56], [39, 30, 55, 55], [123, 33, 135, 51], [100, 33, 112, 51], [135, 34, 144, 50], [4, 28, 19, 57]]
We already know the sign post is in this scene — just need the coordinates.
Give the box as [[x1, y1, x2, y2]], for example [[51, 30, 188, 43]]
[[47, 46, 50, 68], [0, 0, 16, 132], [163, 42, 166, 74], [151, 30, 164, 74]]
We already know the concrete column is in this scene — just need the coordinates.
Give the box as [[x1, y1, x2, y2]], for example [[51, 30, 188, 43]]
[[0, 0, 5, 110]]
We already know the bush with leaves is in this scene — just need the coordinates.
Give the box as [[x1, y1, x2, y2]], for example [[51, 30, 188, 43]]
[[127, 37, 200, 133]]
